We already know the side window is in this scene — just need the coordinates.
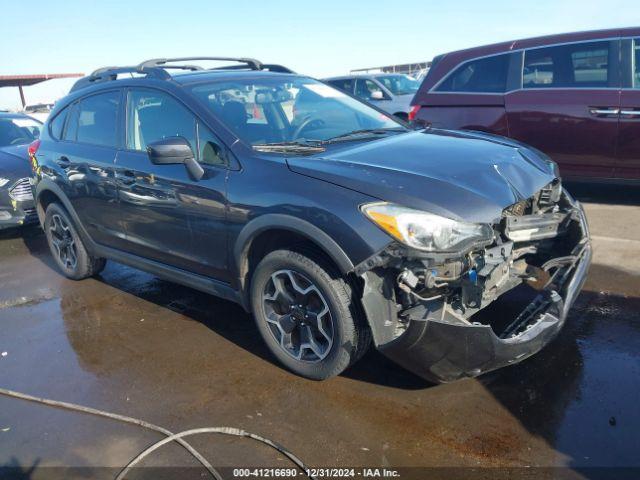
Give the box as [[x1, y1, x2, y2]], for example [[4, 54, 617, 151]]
[[49, 107, 68, 140], [328, 79, 354, 93], [197, 122, 227, 167], [63, 103, 80, 141], [523, 41, 613, 89], [355, 79, 384, 100], [634, 38, 640, 88], [436, 54, 510, 93], [127, 89, 196, 153], [76, 91, 120, 147]]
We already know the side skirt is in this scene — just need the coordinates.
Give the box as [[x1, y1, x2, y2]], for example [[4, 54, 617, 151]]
[[93, 244, 243, 307]]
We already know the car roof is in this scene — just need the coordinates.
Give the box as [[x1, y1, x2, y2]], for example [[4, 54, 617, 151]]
[[416, 26, 640, 95], [0, 111, 37, 120]]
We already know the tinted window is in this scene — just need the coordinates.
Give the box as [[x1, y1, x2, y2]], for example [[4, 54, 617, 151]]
[[197, 123, 226, 167], [49, 108, 67, 140], [355, 79, 384, 100], [634, 38, 640, 88], [63, 103, 80, 141], [523, 41, 612, 88], [75, 91, 119, 146], [127, 89, 196, 153], [327, 79, 354, 93], [436, 54, 510, 93]]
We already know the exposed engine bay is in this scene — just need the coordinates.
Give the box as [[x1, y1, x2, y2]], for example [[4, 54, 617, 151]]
[[357, 181, 592, 382]]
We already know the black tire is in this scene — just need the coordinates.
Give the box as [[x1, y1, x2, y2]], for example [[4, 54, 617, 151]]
[[250, 249, 371, 380], [44, 203, 106, 280]]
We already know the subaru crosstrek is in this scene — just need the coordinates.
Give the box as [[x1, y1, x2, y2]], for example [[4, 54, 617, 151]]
[[30, 57, 591, 383]]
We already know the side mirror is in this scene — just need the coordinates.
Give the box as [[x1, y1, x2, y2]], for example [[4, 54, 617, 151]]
[[370, 90, 385, 100], [146, 137, 204, 181]]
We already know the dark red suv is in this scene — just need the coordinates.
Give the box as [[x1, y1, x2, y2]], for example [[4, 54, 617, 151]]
[[411, 28, 640, 182]]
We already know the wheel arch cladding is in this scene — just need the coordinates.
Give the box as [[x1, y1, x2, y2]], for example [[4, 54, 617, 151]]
[[234, 214, 355, 298]]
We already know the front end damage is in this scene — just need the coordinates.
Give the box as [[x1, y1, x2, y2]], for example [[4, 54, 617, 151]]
[[357, 182, 591, 383]]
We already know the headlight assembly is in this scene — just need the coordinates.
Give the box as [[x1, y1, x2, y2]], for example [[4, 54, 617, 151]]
[[0, 178, 11, 188], [362, 202, 494, 253]]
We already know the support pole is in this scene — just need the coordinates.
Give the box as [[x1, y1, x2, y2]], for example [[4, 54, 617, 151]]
[[18, 85, 26, 109]]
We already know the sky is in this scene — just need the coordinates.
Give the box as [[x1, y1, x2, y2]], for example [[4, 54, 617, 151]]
[[1, 0, 638, 110]]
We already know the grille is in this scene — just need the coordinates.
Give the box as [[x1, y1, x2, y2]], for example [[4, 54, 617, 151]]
[[9, 178, 33, 201]]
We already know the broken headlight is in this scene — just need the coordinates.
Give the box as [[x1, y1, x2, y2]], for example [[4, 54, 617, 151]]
[[362, 202, 494, 253]]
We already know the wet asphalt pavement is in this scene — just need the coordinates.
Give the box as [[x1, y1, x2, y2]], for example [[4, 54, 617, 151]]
[[0, 184, 639, 480]]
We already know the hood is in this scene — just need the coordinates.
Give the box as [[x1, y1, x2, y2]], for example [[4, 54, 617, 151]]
[[286, 129, 557, 224], [0, 145, 32, 181]]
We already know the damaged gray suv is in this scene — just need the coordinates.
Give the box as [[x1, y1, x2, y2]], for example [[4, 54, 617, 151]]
[[32, 57, 591, 383]]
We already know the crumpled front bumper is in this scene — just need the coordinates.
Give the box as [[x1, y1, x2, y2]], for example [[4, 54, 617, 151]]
[[377, 201, 592, 383]]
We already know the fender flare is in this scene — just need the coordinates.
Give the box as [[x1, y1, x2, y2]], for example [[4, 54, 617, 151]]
[[34, 179, 98, 253], [233, 213, 355, 289]]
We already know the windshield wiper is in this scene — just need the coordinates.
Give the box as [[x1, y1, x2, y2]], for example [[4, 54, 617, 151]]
[[323, 127, 406, 144], [252, 141, 326, 154]]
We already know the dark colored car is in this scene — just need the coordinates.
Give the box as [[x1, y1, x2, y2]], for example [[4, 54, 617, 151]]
[[0, 112, 42, 229], [411, 27, 640, 182], [31, 57, 591, 383], [324, 74, 421, 119]]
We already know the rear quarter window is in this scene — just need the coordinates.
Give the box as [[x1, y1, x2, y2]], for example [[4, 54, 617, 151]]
[[435, 53, 510, 93], [49, 107, 68, 140]]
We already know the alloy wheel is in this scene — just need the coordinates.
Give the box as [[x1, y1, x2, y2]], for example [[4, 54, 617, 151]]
[[262, 269, 334, 362], [49, 214, 78, 271]]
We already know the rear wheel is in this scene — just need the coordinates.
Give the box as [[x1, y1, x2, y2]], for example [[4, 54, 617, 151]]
[[44, 203, 106, 280], [250, 249, 370, 380]]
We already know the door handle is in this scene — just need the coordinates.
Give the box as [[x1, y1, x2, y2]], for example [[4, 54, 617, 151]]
[[56, 156, 71, 167], [589, 107, 620, 116], [620, 109, 640, 117]]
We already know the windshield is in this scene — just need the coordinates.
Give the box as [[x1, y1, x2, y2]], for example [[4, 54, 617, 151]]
[[376, 75, 420, 95], [190, 77, 404, 146], [0, 116, 42, 147]]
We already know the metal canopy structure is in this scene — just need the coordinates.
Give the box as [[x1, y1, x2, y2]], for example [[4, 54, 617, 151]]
[[0, 73, 83, 108], [350, 61, 431, 75]]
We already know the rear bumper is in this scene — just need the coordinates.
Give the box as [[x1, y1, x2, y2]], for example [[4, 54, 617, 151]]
[[376, 200, 591, 383]]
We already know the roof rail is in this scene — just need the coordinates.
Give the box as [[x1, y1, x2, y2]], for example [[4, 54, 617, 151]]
[[70, 66, 170, 92], [69, 57, 294, 93], [138, 57, 263, 71]]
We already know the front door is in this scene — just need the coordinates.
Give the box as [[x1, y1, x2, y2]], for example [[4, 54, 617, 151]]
[[115, 88, 229, 281], [615, 38, 640, 180], [506, 39, 621, 180]]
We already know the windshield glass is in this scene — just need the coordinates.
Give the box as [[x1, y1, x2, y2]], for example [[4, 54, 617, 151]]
[[189, 77, 404, 146], [376, 74, 420, 95], [0, 116, 41, 147]]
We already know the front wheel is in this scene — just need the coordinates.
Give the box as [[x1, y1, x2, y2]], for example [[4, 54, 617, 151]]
[[250, 249, 370, 380]]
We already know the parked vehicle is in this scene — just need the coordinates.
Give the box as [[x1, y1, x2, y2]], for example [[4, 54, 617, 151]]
[[31, 57, 591, 383], [24, 103, 55, 123], [0, 112, 41, 229], [410, 27, 640, 182], [324, 74, 420, 119]]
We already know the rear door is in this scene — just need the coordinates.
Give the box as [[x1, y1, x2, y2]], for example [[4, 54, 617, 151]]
[[615, 38, 640, 180], [49, 90, 126, 248], [505, 40, 621, 179], [115, 88, 230, 281]]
